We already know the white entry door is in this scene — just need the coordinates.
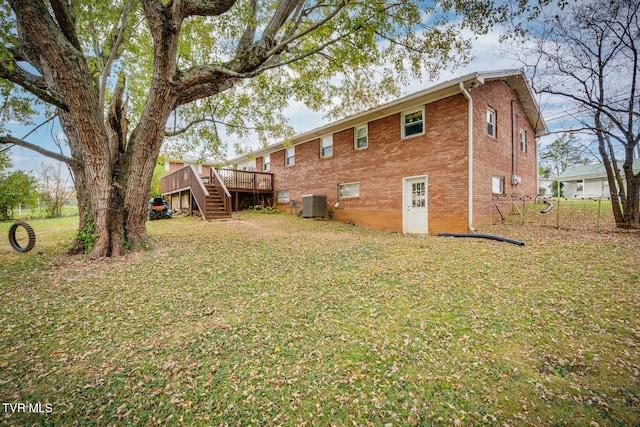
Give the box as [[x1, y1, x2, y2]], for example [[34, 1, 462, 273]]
[[403, 176, 428, 234]]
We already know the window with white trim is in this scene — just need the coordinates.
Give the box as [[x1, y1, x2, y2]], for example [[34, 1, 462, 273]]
[[338, 182, 360, 198], [492, 176, 504, 194], [320, 135, 333, 158], [285, 147, 295, 166], [277, 190, 290, 203], [354, 125, 368, 150], [487, 108, 496, 137], [402, 108, 424, 138], [263, 154, 270, 171], [519, 129, 527, 153]]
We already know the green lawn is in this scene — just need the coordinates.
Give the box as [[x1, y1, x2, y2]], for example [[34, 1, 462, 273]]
[[1, 213, 638, 426]]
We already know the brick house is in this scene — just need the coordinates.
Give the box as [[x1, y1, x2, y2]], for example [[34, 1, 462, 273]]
[[163, 155, 217, 176], [229, 69, 547, 234]]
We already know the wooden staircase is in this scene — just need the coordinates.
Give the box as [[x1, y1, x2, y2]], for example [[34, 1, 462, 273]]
[[203, 184, 232, 219], [163, 165, 273, 221]]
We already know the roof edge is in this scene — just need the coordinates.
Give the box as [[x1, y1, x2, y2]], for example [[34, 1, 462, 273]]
[[230, 69, 543, 164]]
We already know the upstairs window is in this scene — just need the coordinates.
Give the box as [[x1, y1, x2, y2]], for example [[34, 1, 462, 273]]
[[487, 108, 496, 137], [320, 135, 333, 158], [354, 125, 368, 150], [285, 147, 295, 167], [402, 108, 424, 138], [263, 154, 270, 171], [519, 129, 527, 153]]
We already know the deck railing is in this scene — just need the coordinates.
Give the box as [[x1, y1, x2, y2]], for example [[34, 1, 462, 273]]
[[217, 169, 274, 192], [160, 165, 210, 219]]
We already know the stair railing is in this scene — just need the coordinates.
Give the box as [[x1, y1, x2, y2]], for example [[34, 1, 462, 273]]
[[161, 165, 210, 220], [210, 168, 232, 215]]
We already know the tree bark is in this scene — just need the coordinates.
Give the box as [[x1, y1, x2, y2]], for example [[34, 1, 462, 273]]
[[5, 0, 386, 257]]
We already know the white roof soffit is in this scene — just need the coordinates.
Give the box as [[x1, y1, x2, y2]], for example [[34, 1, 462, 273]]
[[231, 69, 547, 163]]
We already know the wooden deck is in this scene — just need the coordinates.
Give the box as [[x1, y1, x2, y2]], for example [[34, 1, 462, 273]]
[[213, 169, 274, 193], [161, 166, 274, 217]]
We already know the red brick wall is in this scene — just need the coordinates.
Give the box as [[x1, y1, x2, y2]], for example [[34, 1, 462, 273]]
[[166, 162, 213, 177], [267, 81, 537, 233], [470, 80, 538, 227], [167, 162, 185, 173], [270, 94, 470, 233]]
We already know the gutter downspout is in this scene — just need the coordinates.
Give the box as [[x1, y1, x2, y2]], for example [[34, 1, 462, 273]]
[[460, 82, 474, 232], [511, 100, 517, 186]]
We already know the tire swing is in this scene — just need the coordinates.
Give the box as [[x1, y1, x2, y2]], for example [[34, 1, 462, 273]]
[[8, 221, 36, 253]]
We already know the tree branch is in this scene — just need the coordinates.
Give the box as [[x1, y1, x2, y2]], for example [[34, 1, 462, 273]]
[[175, 75, 239, 108], [0, 134, 76, 166], [0, 61, 69, 111], [176, 0, 348, 105], [236, 0, 258, 56], [164, 115, 273, 137], [99, 0, 137, 111], [165, 117, 215, 137], [183, 0, 237, 16], [264, 1, 347, 58], [50, 0, 82, 51], [261, 0, 304, 47]]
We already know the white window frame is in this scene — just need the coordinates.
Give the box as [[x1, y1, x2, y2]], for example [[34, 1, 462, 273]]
[[320, 135, 333, 158], [277, 190, 290, 203], [285, 147, 295, 167], [402, 107, 425, 139], [492, 176, 504, 194], [263, 154, 270, 171], [354, 124, 368, 150], [487, 107, 497, 138], [519, 129, 527, 153], [338, 182, 360, 199]]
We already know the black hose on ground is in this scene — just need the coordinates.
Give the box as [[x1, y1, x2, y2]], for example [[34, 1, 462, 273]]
[[541, 199, 554, 214], [437, 233, 525, 246]]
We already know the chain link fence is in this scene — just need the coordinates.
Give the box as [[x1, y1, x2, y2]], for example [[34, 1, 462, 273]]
[[491, 195, 638, 231]]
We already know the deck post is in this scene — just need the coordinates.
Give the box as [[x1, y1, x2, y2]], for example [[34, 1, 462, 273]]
[[235, 191, 239, 211]]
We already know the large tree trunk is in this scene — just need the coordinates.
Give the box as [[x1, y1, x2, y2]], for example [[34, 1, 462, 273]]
[[10, 0, 242, 257], [598, 136, 640, 229]]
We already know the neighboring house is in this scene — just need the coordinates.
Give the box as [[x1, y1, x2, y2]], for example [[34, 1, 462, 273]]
[[558, 160, 640, 198], [229, 69, 547, 234]]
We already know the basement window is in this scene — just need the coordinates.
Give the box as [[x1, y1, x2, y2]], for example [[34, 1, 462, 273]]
[[277, 190, 290, 203], [338, 182, 360, 198]]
